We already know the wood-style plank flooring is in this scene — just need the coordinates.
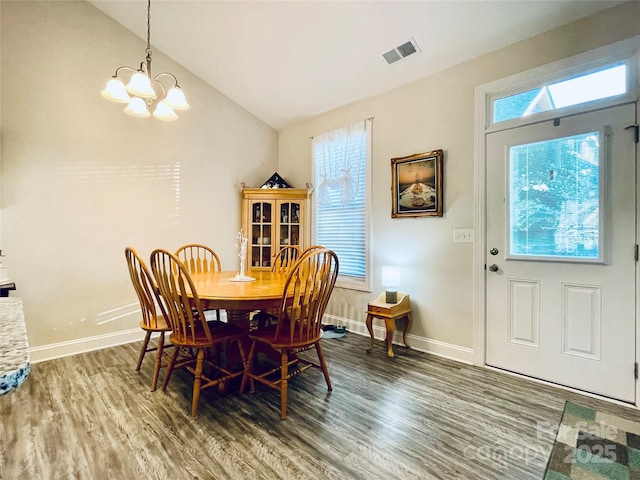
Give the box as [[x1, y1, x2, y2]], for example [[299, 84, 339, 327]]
[[2, 332, 640, 479]]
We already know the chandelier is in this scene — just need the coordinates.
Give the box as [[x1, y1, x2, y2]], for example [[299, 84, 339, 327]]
[[101, 0, 189, 121]]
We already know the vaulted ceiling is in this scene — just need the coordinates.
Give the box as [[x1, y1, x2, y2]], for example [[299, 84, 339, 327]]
[[89, 0, 623, 130]]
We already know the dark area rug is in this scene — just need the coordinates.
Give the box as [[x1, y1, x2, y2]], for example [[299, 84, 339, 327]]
[[545, 401, 640, 479]]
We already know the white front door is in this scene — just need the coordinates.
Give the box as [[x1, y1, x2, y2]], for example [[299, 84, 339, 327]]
[[486, 103, 637, 403]]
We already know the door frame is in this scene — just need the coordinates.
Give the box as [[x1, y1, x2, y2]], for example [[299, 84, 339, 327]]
[[472, 36, 640, 404]]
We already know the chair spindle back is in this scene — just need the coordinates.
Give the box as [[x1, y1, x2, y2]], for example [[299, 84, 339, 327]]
[[273, 247, 338, 346], [150, 249, 212, 346], [271, 246, 301, 274], [124, 247, 167, 330], [174, 244, 221, 275]]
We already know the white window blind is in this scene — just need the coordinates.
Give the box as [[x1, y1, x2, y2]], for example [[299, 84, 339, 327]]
[[312, 119, 371, 290]]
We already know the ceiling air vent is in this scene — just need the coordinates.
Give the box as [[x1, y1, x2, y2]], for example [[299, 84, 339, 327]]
[[381, 37, 421, 65]]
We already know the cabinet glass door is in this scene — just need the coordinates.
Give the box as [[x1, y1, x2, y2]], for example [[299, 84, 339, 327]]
[[279, 202, 301, 249], [250, 202, 272, 268]]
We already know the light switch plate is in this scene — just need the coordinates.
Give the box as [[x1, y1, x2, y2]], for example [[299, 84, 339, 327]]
[[453, 228, 474, 243]]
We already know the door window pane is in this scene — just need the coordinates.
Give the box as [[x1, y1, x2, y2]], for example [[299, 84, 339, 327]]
[[509, 131, 602, 260]]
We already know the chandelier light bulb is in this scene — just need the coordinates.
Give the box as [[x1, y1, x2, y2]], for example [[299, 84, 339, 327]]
[[153, 101, 178, 121], [164, 86, 190, 110], [126, 71, 156, 99], [101, 77, 131, 103], [124, 97, 151, 118]]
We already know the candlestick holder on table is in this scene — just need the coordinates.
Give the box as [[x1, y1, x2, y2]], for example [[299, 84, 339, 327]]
[[231, 229, 255, 282]]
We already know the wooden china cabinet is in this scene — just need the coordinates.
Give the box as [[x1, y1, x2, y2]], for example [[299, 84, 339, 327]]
[[240, 185, 312, 271]]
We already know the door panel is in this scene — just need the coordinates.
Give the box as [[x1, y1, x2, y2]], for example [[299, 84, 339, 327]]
[[508, 279, 539, 347], [562, 283, 601, 359], [486, 103, 636, 403]]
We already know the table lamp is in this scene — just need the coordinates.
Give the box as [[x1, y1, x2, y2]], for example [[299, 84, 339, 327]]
[[382, 266, 401, 304]]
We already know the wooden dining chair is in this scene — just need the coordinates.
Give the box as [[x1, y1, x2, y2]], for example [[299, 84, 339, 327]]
[[301, 245, 326, 254], [175, 244, 222, 321], [124, 247, 172, 391], [254, 246, 302, 328], [241, 247, 339, 420], [271, 246, 301, 274], [150, 248, 246, 417]]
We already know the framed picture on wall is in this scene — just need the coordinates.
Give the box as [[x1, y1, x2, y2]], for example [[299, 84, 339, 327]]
[[391, 149, 443, 218]]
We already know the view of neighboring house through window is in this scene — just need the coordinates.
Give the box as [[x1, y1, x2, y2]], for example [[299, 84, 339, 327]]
[[312, 119, 371, 289], [493, 63, 627, 124], [509, 131, 603, 260]]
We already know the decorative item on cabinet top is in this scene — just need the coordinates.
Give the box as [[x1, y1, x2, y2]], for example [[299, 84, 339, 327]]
[[261, 172, 292, 189]]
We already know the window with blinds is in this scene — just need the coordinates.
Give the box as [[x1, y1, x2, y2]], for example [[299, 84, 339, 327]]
[[312, 119, 371, 290], [508, 131, 603, 261]]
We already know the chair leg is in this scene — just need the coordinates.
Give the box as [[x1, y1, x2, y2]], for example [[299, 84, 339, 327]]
[[280, 350, 289, 420], [151, 332, 165, 391], [161, 346, 180, 392], [219, 338, 247, 395], [240, 340, 257, 394], [136, 331, 152, 371], [191, 348, 205, 417], [315, 341, 333, 391], [235, 338, 247, 372]]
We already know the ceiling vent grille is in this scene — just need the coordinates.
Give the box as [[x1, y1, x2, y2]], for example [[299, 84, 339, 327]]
[[381, 37, 421, 65]]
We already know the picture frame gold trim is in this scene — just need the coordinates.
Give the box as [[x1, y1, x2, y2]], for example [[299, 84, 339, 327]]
[[391, 150, 443, 218]]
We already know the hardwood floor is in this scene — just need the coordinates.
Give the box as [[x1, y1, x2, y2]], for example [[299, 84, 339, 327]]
[[2, 332, 640, 479]]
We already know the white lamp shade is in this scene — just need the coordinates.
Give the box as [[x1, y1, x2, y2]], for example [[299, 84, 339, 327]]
[[164, 86, 190, 110], [126, 72, 156, 98], [124, 97, 150, 118], [152, 101, 177, 121], [382, 266, 401, 287], [101, 78, 130, 103]]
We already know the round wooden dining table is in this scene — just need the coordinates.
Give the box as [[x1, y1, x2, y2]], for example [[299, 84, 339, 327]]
[[188, 270, 288, 328]]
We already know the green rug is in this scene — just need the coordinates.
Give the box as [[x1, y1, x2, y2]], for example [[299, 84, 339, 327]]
[[545, 401, 640, 480]]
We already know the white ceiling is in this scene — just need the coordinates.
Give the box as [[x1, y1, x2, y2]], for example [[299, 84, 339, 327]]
[[89, 0, 623, 130]]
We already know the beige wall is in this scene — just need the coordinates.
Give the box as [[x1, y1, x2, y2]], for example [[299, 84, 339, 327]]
[[278, 2, 640, 355], [3, 1, 640, 362], [0, 1, 278, 351]]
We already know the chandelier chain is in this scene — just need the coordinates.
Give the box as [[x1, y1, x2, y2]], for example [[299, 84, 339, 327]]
[[145, 0, 152, 58]]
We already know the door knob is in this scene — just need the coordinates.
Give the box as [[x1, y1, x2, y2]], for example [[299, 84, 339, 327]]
[[488, 264, 499, 272]]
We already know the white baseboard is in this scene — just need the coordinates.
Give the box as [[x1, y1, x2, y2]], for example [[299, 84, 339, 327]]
[[29, 314, 474, 366], [28, 328, 144, 364], [323, 314, 474, 365]]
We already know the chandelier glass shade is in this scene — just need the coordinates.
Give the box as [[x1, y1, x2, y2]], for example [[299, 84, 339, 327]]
[[101, 0, 189, 121]]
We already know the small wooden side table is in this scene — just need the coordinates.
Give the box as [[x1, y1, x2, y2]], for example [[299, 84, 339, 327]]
[[365, 292, 412, 358]]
